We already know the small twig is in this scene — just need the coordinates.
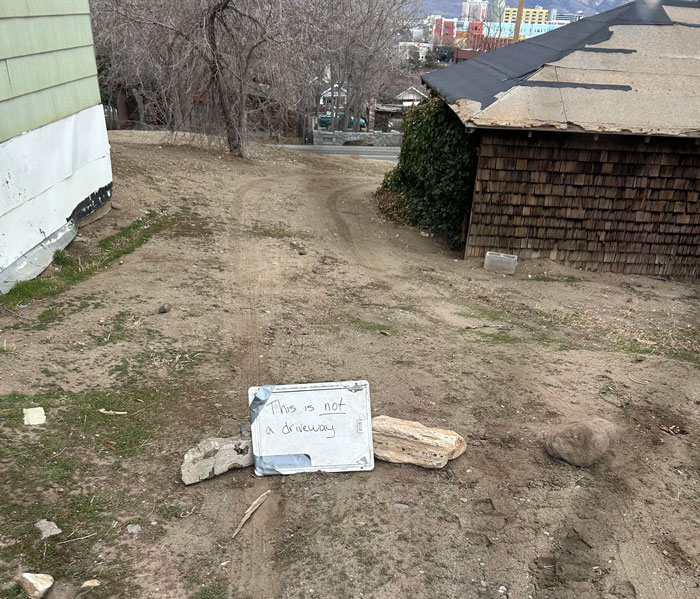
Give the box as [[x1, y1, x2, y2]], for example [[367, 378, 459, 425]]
[[98, 409, 128, 416], [47, 448, 67, 462], [100, 520, 118, 541], [0, 305, 29, 321], [179, 506, 197, 519], [57, 532, 96, 545], [627, 374, 646, 385], [232, 490, 271, 540], [147, 498, 157, 518]]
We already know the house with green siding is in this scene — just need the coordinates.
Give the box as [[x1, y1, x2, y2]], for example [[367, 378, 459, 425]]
[[0, 0, 112, 293]]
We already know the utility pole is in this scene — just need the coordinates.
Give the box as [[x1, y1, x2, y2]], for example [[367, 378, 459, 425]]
[[513, 0, 525, 42]]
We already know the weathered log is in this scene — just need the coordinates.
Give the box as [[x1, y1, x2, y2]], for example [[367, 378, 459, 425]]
[[372, 415, 466, 468]]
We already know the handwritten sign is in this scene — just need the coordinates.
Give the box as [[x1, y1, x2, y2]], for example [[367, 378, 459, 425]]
[[248, 380, 374, 476]]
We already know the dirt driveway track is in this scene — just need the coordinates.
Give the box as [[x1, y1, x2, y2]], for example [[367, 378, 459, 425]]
[[0, 131, 698, 599]]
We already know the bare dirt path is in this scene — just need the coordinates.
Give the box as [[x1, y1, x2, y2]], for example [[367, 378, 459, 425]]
[[0, 132, 698, 599]]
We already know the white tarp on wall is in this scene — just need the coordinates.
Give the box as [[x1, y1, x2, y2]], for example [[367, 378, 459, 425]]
[[0, 104, 112, 292]]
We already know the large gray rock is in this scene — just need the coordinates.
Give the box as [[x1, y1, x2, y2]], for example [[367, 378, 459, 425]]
[[545, 417, 617, 467], [181, 431, 253, 485]]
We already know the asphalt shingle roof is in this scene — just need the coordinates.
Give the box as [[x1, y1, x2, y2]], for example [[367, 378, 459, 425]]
[[422, 0, 700, 136]]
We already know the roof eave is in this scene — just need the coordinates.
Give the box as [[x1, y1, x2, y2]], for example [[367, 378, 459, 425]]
[[448, 101, 700, 139]]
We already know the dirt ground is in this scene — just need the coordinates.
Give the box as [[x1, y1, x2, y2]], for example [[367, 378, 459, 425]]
[[1, 131, 699, 599]]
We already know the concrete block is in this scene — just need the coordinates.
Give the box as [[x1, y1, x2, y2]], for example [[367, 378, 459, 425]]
[[484, 251, 518, 275]]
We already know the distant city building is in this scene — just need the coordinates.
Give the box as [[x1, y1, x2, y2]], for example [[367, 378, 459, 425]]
[[549, 9, 584, 23], [462, 1, 488, 21], [455, 19, 560, 51], [432, 17, 458, 44], [502, 6, 549, 24], [483, 21, 560, 38], [490, 0, 507, 23]]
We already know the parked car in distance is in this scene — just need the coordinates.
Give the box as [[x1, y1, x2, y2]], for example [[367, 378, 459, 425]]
[[318, 114, 366, 130]]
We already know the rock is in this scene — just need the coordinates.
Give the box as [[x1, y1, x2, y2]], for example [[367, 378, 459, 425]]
[[181, 430, 253, 485], [394, 502, 409, 510], [80, 580, 100, 589], [157, 303, 171, 314], [110, 201, 123, 210], [73, 236, 90, 244], [545, 417, 617, 467], [16, 573, 54, 598], [372, 416, 466, 468], [23, 407, 46, 425], [126, 524, 141, 534], [35, 519, 62, 539], [297, 249, 306, 256]]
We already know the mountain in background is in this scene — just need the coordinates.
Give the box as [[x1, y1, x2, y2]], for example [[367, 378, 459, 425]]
[[419, 0, 631, 17]]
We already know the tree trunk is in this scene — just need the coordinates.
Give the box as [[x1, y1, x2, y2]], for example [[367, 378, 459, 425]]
[[204, 0, 242, 155], [236, 78, 247, 157], [210, 59, 240, 153]]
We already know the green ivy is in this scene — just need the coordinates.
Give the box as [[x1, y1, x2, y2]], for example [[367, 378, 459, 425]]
[[381, 98, 478, 248]]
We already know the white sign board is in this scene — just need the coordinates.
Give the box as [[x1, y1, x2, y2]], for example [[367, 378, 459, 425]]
[[248, 380, 374, 476]]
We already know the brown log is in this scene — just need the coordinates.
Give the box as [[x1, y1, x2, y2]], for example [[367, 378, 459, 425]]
[[372, 416, 466, 469]]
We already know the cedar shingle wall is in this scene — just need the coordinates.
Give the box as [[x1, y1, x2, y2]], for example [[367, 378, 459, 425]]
[[466, 131, 700, 277]]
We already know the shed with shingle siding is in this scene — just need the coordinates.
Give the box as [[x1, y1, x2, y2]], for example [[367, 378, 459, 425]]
[[423, 0, 700, 277]]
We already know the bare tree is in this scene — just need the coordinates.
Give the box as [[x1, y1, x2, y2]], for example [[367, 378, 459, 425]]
[[90, 0, 418, 152], [312, 0, 415, 131], [92, 0, 290, 155]]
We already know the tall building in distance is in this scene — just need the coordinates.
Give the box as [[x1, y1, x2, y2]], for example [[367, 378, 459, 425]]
[[462, 1, 489, 21], [549, 9, 584, 23], [490, 0, 507, 23], [432, 16, 458, 44], [502, 6, 549, 24]]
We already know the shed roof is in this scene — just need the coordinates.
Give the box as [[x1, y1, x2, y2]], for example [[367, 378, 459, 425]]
[[422, 0, 700, 137]]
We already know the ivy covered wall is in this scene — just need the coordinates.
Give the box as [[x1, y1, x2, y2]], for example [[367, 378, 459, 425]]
[[379, 98, 478, 248]]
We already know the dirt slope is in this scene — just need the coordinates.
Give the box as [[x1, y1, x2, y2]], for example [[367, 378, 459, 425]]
[[0, 131, 698, 599]]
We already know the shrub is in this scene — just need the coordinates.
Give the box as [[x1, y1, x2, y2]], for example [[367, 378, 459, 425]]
[[380, 98, 478, 248]]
